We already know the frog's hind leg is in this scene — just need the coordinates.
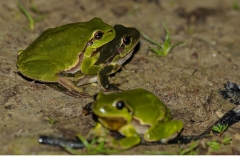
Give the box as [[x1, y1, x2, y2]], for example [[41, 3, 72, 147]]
[[56, 70, 91, 94], [76, 75, 98, 86], [57, 76, 86, 94], [17, 60, 64, 82], [47, 83, 92, 98], [144, 120, 183, 143]]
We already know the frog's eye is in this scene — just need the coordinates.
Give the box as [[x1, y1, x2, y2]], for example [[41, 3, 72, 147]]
[[94, 31, 104, 40], [116, 101, 125, 110], [123, 36, 131, 45]]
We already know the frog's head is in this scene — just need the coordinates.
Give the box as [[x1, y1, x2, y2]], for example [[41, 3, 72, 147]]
[[86, 17, 116, 49], [111, 24, 140, 65], [95, 24, 140, 65], [91, 92, 132, 131]]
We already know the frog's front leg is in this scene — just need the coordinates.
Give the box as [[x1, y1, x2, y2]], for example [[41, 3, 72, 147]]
[[88, 123, 141, 150], [97, 65, 120, 91], [87, 123, 116, 145], [81, 53, 101, 75], [144, 120, 183, 143]]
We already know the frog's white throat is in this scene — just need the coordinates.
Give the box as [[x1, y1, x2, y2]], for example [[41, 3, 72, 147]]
[[130, 119, 149, 134]]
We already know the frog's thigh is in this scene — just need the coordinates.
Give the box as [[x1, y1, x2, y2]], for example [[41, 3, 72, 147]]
[[18, 60, 63, 82], [144, 120, 183, 143]]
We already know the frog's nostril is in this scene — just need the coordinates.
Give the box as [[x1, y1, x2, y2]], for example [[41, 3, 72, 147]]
[[100, 107, 107, 113], [107, 30, 114, 33]]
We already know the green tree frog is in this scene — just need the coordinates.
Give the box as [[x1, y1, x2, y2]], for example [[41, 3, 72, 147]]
[[86, 88, 183, 149], [17, 17, 115, 94], [76, 24, 140, 91]]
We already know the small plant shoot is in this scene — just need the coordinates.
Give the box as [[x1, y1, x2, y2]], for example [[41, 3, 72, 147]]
[[141, 22, 183, 57]]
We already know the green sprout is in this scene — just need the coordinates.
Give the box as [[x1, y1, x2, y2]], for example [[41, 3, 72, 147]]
[[64, 134, 121, 155], [29, 0, 40, 13], [206, 136, 232, 152], [141, 22, 183, 57], [17, 1, 46, 30], [222, 136, 232, 145], [206, 124, 232, 153], [212, 124, 228, 134], [179, 140, 199, 155], [17, 2, 35, 30], [232, 2, 240, 11], [206, 140, 221, 151], [45, 116, 58, 126]]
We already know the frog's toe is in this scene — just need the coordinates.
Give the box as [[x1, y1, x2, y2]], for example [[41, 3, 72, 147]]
[[104, 84, 120, 91]]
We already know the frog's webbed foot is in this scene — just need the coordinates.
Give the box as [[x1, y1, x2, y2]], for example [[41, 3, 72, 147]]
[[104, 84, 121, 91], [98, 74, 121, 91], [97, 65, 123, 91]]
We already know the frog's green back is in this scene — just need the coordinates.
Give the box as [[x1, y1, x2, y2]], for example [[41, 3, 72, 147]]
[[115, 89, 171, 125], [17, 18, 115, 82], [18, 18, 110, 67]]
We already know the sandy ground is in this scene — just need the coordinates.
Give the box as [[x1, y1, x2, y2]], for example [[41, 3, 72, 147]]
[[1, 0, 240, 155]]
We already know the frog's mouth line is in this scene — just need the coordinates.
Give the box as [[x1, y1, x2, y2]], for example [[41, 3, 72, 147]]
[[116, 50, 134, 66], [98, 116, 127, 131]]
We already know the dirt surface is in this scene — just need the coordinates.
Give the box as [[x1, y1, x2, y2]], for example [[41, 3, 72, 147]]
[[1, 0, 240, 155]]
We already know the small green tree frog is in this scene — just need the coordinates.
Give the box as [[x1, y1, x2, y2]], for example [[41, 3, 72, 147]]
[[86, 88, 183, 149], [76, 24, 140, 91], [17, 17, 115, 94]]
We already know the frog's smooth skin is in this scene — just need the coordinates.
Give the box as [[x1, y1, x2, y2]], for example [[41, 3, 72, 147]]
[[88, 88, 183, 149], [76, 24, 140, 91], [17, 17, 115, 94]]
